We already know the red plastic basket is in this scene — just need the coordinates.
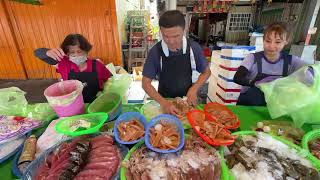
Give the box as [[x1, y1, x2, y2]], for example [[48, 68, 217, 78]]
[[204, 102, 240, 129], [187, 110, 234, 146]]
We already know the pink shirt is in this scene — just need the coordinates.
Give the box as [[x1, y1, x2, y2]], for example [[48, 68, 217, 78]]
[[57, 57, 111, 89]]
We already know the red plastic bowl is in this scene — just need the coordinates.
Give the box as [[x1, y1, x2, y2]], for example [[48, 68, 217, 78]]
[[204, 102, 240, 129], [187, 110, 234, 146]]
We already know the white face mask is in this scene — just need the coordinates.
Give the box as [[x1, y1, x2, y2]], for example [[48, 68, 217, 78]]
[[69, 55, 87, 66]]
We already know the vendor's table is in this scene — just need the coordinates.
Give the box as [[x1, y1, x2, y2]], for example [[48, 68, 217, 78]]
[[0, 104, 314, 180]]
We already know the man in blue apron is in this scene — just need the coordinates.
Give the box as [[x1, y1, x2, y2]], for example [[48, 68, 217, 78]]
[[142, 10, 211, 115]]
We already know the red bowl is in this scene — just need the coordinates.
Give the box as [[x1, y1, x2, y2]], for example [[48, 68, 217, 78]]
[[204, 102, 240, 129], [187, 110, 234, 146]]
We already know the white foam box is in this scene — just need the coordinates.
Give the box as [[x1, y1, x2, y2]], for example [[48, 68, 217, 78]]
[[217, 55, 244, 68], [215, 83, 241, 101], [208, 75, 218, 96], [210, 62, 219, 77], [214, 93, 237, 105], [221, 46, 256, 58], [217, 64, 238, 79], [210, 50, 221, 65], [217, 74, 242, 89]]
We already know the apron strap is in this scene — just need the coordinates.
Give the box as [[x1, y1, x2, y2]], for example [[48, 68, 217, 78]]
[[254, 52, 264, 75], [282, 53, 291, 76], [92, 60, 97, 72]]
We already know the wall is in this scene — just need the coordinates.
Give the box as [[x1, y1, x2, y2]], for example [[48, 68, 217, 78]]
[[259, 3, 303, 45], [0, 0, 121, 79]]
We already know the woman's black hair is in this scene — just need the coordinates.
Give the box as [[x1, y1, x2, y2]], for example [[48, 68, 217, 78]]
[[159, 10, 185, 29], [60, 34, 92, 54]]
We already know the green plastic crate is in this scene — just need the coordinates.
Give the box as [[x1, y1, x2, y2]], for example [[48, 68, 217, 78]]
[[55, 113, 108, 137]]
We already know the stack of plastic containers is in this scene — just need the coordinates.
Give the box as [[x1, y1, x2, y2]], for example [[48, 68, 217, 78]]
[[208, 46, 255, 105]]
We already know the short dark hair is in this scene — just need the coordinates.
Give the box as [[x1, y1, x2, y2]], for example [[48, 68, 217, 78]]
[[60, 34, 92, 54], [264, 22, 290, 42], [159, 10, 185, 29]]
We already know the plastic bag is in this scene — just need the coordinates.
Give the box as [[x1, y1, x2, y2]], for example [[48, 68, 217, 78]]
[[259, 64, 320, 127], [0, 87, 28, 116], [25, 103, 56, 121], [103, 74, 132, 103]]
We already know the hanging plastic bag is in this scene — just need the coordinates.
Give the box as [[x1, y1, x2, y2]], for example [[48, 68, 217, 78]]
[[0, 87, 28, 116], [103, 74, 132, 103], [259, 64, 320, 127]]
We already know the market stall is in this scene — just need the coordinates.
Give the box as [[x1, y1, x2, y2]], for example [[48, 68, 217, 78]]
[[0, 100, 318, 180], [0, 54, 319, 180]]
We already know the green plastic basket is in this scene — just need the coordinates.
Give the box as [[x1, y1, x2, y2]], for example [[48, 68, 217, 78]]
[[301, 129, 320, 169], [120, 135, 223, 180], [54, 113, 108, 137], [220, 131, 320, 179], [88, 93, 121, 121]]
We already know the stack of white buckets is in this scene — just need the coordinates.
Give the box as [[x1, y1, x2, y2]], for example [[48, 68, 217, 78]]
[[207, 46, 256, 105]]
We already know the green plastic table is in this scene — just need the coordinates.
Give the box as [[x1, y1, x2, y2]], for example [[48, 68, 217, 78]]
[[0, 104, 314, 180]]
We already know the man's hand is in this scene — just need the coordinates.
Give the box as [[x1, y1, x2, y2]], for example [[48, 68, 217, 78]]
[[46, 48, 65, 61], [160, 99, 179, 116], [186, 86, 198, 106]]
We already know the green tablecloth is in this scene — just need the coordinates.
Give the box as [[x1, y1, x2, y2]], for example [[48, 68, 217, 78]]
[[0, 104, 314, 180]]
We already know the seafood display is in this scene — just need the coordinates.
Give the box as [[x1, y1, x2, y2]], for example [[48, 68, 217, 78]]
[[117, 119, 145, 142], [141, 98, 193, 126], [188, 110, 234, 145], [170, 97, 194, 124], [308, 138, 320, 159], [225, 133, 320, 180], [34, 134, 120, 180], [123, 134, 221, 180], [204, 103, 238, 128], [149, 120, 180, 150], [254, 121, 305, 145]]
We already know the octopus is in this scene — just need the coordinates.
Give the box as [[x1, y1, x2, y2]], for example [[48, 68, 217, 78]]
[[117, 119, 145, 142], [123, 133, 221, 180]]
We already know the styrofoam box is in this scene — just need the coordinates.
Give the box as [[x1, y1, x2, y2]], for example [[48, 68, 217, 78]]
[[211, 50, 221, 60], [208, 75, 218, 95], [217, 65, 237, 79], [217, 74, 242, 89], [217, 55, 244, 68], [210, 62, 219, 77], [207, 93, 237, 105], [221, 46, 255, 58], [216, 83, 241, 100]]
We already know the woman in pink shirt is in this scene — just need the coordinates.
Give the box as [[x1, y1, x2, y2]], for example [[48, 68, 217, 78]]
[[35, 34, 111, 103]]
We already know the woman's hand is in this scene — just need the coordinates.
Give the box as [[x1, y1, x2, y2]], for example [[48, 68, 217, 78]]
[[46, 48, 65, 61]]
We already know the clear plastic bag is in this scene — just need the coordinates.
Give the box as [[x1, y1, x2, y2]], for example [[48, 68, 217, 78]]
[[0, 87, 28, 116], [259, 64, 320, 127], [103, 74, 132, 103]]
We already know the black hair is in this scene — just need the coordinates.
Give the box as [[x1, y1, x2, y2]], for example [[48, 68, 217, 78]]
[[60, 34, 92, 54], [159, 10, 185, 29]]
